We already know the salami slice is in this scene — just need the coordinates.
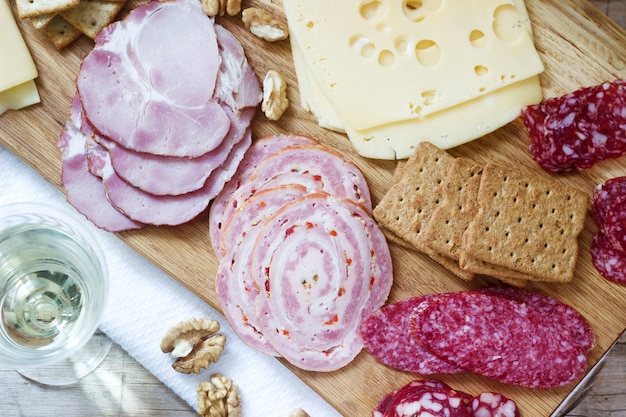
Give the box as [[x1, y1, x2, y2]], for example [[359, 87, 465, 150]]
[[359, 296, 463, 375], [208, 134, 317, 257], [476, 287, 595, 353], [251, 193, 392, 371], [593, 176, 626, 253], [381, 379, 471, 417], [591, 233, 626, 284], [411, 291, 588, 388], [522, 80, 626, 172], [470, 392, 519, 417]]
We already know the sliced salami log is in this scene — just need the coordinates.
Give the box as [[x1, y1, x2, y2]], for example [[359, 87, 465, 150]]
[[591, 233, 626, 284], [522, 80, 626, 172], [593, 176, 626, 253], [251, 193, 391, 371], [215, 185, 309, 355], [77, 0, 231, 157], [248, 144, 372, 211], [411, 291, 588, 388], [470, 392, 519, 417], [359, 296, 463, 375], [58, 95, 143, 232], [209, 134, 317, 257], [476, 287, 595, 353], [215, 143, 373, 255], [381, 379, 471, 417]]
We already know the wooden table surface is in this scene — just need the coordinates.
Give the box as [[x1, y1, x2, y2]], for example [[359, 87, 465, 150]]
[[2, 1, 626, 416]]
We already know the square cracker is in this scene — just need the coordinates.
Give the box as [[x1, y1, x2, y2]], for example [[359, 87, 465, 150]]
[[43, 15, 83, 49], [462, 163, 589, 282], [60, 0, 126, 39], [15, 0, 79, 19], [373, 142, 473, 280], [373, 141, 455, 252], [30, 13, 57, 29], [425, 157, 482, 261]]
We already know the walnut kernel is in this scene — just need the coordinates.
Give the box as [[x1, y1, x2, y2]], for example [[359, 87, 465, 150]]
[[160, 318, 225, 374], [197, 374, 242, 417], [261, 70, 289, 121], [242, 7, 289, 42], [200, 0, 241, 17]]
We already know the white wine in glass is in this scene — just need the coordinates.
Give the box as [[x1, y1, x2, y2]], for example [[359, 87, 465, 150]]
[[0, 203, 110, 385]]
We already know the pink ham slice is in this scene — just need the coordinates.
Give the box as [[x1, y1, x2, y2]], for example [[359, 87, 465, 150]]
[[209, 134, 317, 257], [250, 193, 392, 371], [85, 129, 251, 226], [58, 96, 143, 232], [215, 184, 309, 355], [91, 106, 254, 196], [214, 24, 263, 112], [77, 0, 230, 157]]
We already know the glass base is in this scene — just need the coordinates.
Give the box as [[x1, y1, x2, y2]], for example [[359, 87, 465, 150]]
[[17, 330, 112, 386]]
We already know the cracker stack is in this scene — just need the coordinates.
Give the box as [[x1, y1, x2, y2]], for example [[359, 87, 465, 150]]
[[373, 142, 590, 286], [14, 0, 128, 49]]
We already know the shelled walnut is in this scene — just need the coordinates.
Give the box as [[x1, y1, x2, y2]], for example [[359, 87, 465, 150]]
[[160, 318, 226, 374], [197, 374, 242, 417], [242, 7, 289, 42], [262, 70, 289, 121], [201, 0, 241, 17]]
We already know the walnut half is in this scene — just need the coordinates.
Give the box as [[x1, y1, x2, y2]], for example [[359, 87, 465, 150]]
[[197, 374, 242, 417], [160, 318, 226, 374], [201, 0, 241, 17], [242, 7, 289, 42], [262, 70, 289, 121]]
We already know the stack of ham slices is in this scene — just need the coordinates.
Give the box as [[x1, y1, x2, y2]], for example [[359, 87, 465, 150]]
[[209, 134, 393, 371], [58, 0, 261, 231]]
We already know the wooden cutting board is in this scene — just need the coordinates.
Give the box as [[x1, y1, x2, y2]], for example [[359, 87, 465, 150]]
[[2, 0, 626, 415]]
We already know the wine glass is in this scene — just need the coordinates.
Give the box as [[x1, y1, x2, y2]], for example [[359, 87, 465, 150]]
[[0, 202, 110, 385]]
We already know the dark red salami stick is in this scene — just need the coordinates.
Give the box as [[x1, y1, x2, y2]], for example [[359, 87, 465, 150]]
[[470, 392, 520, 417], [476, 287, 595, 353], [359, 296, 463, 375], [411, 291, 588, 388], [591, 233, 626, 284], [522, 80, 626, 172]]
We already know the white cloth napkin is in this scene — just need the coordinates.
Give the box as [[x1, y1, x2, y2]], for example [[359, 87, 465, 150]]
[[0, 146, 343, 417]]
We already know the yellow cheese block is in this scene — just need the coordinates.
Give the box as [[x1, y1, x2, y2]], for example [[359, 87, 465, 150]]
[[0, 0, 40, 113], [0, 80, 40, 114], [283, 0, 544, 131]]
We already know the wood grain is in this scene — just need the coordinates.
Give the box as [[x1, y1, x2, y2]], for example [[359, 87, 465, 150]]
[[2, 0, 626, 416]]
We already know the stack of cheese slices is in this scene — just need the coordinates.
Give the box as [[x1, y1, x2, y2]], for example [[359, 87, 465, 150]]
[[1, 0, 39, 114], [282, 0, 545, 159]]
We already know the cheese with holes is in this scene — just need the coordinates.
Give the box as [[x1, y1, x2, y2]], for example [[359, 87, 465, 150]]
[[1, 0, 40, 114], [283, 0, 543, 131], [284, 0, 544, 159]]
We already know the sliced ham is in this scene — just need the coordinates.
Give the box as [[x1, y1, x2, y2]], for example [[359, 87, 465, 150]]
[[59, 0, 261, 231], [214, 24, 263, 113], [86, 130, 251, 226], [93, 106, 254, 196], [77, 0, 230, 157], [58, 96, 143, 232]]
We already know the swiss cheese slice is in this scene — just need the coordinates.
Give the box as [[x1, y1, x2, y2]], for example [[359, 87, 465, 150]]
[[1, 0, 40, 113], [282, 0, 544, 132]]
